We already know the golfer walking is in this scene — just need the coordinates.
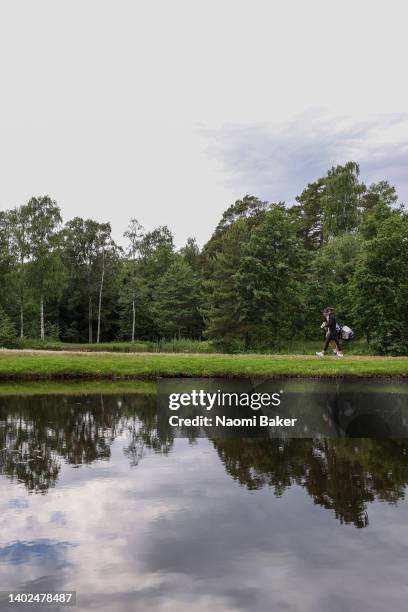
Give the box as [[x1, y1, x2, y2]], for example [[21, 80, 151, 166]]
[[316, 307, 343, 358]]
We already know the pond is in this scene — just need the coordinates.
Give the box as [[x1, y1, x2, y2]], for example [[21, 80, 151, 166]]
[[1, 380, 408, 611]]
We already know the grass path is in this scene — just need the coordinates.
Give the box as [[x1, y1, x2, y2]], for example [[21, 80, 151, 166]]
[[0, 349, 407, 381]]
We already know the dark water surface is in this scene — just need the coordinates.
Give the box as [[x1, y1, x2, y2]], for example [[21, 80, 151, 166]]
[[1, 382, 408, 611]]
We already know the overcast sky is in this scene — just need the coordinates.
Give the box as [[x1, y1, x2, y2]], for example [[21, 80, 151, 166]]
[[1, 0, 407, 247]]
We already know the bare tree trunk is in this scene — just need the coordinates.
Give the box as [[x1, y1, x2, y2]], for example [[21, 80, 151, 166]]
[[20, 255, 25, 338], [40, 298, 45, 341], [97, 250, 105, 344], [131, 299, 136, 343], [87, 263, 93, 344], [88, 296, 93, 344]]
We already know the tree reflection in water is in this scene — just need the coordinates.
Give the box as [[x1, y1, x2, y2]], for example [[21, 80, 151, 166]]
[[212, 437, 408, 528], [0, 393, 173, 493], [1, 393, 408, 528]]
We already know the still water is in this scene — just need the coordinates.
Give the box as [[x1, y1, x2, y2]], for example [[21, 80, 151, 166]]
[[1, 382, 408, 611]]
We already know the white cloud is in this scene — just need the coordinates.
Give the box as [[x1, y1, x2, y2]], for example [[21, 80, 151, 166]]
[[0, 0, 407, 246], [206, 112, 408, 205]]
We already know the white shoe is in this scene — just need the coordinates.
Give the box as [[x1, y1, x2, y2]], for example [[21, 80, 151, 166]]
[[315, 351, 325, 357], [336, 352, 344, 358]]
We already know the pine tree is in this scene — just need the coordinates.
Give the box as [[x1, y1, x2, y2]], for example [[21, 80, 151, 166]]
[[202, 220, 250, 350], [154, 258, 203, 338]]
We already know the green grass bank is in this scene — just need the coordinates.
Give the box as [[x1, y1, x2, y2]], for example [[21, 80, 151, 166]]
[[0, 350, 407, 381], [5, 338, 376, 355]]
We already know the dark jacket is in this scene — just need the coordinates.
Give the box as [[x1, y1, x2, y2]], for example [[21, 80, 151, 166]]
[[327, 312, 337, 332]]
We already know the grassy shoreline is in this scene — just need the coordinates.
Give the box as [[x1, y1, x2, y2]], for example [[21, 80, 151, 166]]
[[0, 349, 408, 381], [4, 338, 375, 355], [0, 379, 157, 395]]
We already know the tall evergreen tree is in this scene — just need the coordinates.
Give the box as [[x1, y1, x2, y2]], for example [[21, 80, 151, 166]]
[[153, 258, 203, 338], [292, 178, 325, 249], [202, 219, 251, 350]]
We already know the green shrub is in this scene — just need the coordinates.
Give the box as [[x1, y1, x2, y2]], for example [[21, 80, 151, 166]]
[[0, 307, 17, 346], [371, 322, 408, 356]]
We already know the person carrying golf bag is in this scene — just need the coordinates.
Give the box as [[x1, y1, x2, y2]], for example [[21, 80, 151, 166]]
[[316, 307, 343, 358]]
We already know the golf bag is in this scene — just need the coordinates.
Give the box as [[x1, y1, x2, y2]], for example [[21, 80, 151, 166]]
[[340, 325, 354, 341]]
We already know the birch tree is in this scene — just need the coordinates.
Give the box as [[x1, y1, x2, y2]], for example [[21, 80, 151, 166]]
[[93, 223, 113, 344], [96, 243, 105, 344], [64, 218, 112, 343], [25, 196, 63, 341], [123, 218, 143, 342], [0, 212, 12, 310], [7, 205, 31, 337]]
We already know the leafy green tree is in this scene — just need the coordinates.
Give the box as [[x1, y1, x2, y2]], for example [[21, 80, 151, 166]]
[[0, 212, 12, 311], [360, 180, 398, 212], [25, 197, 64, 341], [0, 305, 16, 346], [179, 237, 202, 272], [236, 205, 308, 347], [351, 213, 408, 353], [118, 260, 152, 341], [359, 180, 399, 240], [292, 162, 365, 248], [139, 226, 174, 268], [118, 225, 175, 341], [322, 161, 364, 239], [6, 206, 31, 337], [63, 218, 114, 343], [305, 233, 363, 336]]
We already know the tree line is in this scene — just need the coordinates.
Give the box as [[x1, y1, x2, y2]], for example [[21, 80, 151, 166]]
[[0, 161, 407, 353]]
